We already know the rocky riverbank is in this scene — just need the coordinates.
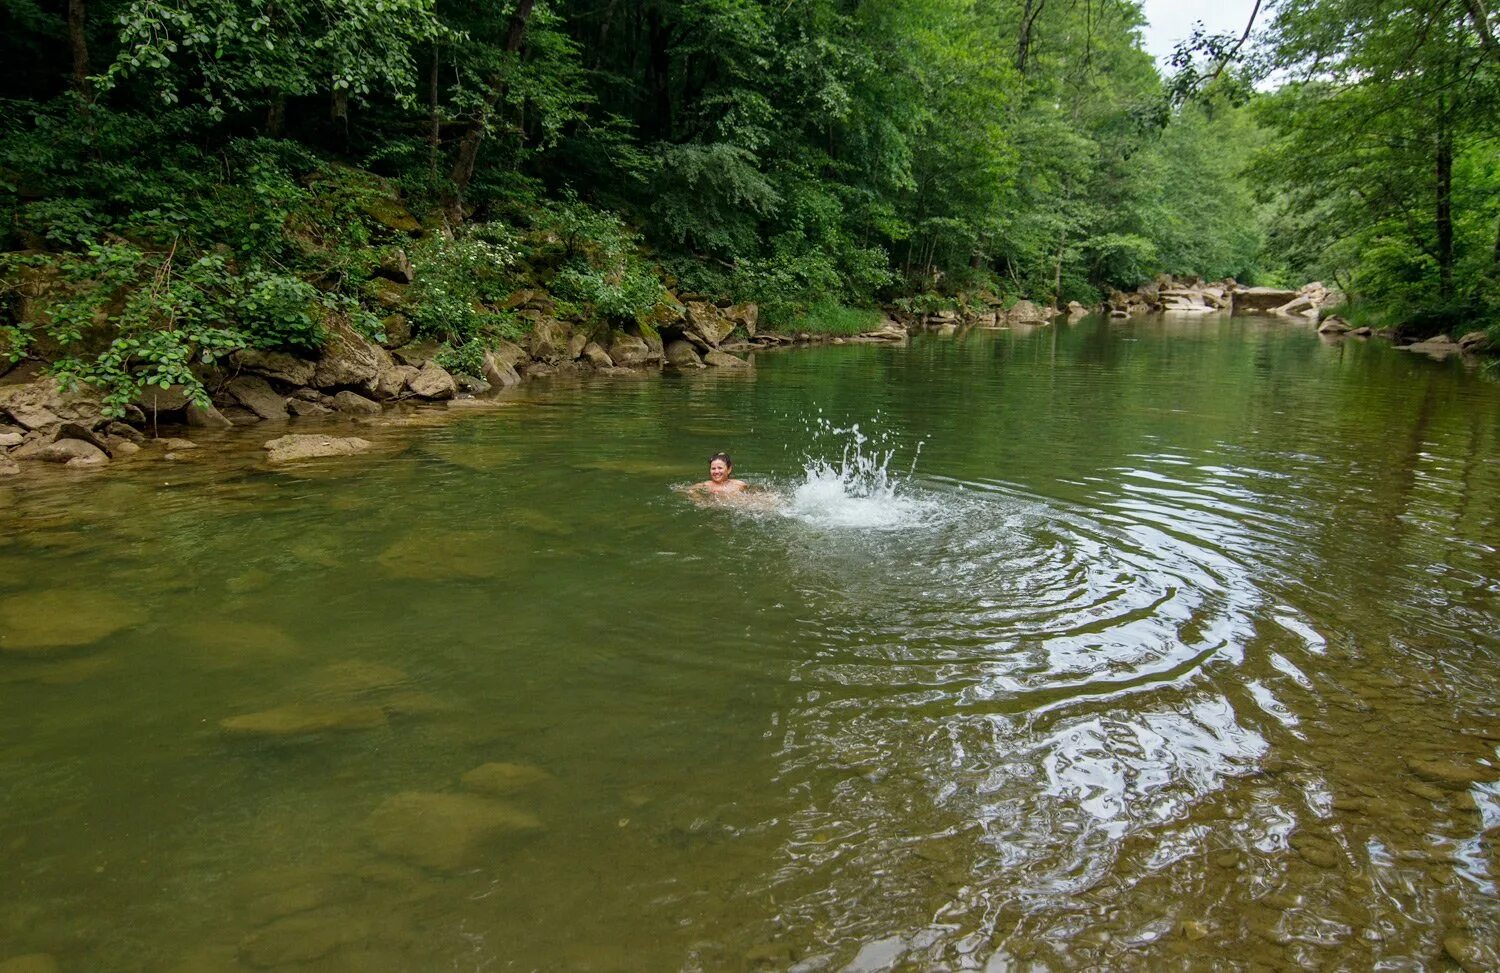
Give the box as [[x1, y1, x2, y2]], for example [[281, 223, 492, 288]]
[[0, 298, 909, 477]]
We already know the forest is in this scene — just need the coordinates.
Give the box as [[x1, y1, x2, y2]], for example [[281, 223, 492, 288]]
[[1, 0, 1497, 403]]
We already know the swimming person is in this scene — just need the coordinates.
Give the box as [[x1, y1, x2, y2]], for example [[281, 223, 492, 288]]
[[692, 452, 749, 495]]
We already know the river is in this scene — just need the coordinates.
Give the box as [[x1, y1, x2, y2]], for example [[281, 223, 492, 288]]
[[2, 315, 1498, 971]]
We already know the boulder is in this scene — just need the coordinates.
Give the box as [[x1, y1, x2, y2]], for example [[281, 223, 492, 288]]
[[0, 454, 18, 476], [1066, 301, 1088, 318], [368, 278, 408, 309], [0, 428, 22, 448], [607, 334, 652, 368], [455, 374, 490, 395], [482, 352, 521, 389], [683, 302, 736, 347], [703, 350, 749, 368], [376, 248, 415, 283], [185, 401, 233, 428], [55, 421, 111, 455], [380, 313, 412, 348], [0, 376, 103, 430], [408, 362, 457, 400], [332, 391, 382, 415], [488, 339, 528, 371], [358, 195, 422, 234], [725, 303, 759, 335], [233, 349, 316, 387], [29, 438, 109, 465], [390, 340, 441, 368], [1404, 337, 1463, 358], [105, 421, 144, 442], [1231, 287, 1300, 314], [365, 791, 542, 871], [566, 332, 588, 360], [134, 383, 192, 414], [528, 318, 572, 362], [225, 375, 289, 420], [263, 434, 373, 463], [1317, 317, 1352, 335], [311, 316, 390, 392], [581, 342, 613, 368], [220, 704, 388, 739], [665, 340, 704, 368], [374, 364, 418, 401], [1457, 330, 1492, 353], [1007, 300, 1051, 324], [287, 398, 333, 417]]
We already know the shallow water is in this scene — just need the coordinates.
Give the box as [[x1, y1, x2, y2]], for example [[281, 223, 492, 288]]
[[2, 316, 1499, 972]]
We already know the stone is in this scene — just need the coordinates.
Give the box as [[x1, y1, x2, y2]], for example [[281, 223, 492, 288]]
[[55, 421, 111, 455], [482, 351, 522, 388], [0, 377, 103, 430], [366, 791, 542, 871], [487, 339, 528, 371], [407, 362, 457, 400], [220, 703, 388, 738], [528, 318, 572, 361], [566, 332, 588, 360], [724, 302, 759, 335], [380, 313, 412, 348], [185, 401, 233, 428], [1457, 330, 1492, 353], [225, 375, 289, 420], [377, 248, 415, 283], [665, 340, 704, 368], [607, 334, 652, 368], [159, 437, 198, 450], [461, 762, 555, 796], [1404, 338, 1463, 358], [1318, 316, 1352, 334], [0, 429, 23, 448], [239, 910, 376, 968], [358, 195, 422, 234], [369, 278, 408, 309], [1066, 300, 1088, 318], [1443, 932, 1491, 973], [263, 435, 373, 463], [1231, 287, 1301, 314], [232, 349, 316, 387], [134, 383, 192, 414], [1349, 326, 1373, 337], [581, 342, 613, 368], [29, 438, 109, 465], [1007, 299, 1051, 324], [0, 955, 61, 973], [311, 315, 391, 391], [332, 390, 382, 415], [683, 302, 736, 347], [0, 590, 147, 652], [107, 438, 141, 456], [703, 350, 749, 368], [106, 421, 145, 442], [0, 454, 18, 476], [286, 398, 333, 417], [373, 364, 418, 401], [309, 660, 409, 695], [454, 374, 489, 395]]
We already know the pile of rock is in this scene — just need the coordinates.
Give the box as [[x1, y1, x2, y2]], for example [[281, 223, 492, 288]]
[[909, 297, 1061, 333], [1103, 275, 1344, 319]]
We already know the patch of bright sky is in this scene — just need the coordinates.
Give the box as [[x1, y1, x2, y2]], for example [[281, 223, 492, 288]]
[[1139, 0, 1261, 67]]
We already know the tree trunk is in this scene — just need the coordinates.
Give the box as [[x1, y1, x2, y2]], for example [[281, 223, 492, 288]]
[[1435, 98, 1454, 304], [428, 47, 442, 178], [1052, 233, 1065, 306], [1015, 0, 1047, 75], [265, 95, 286, 137], [645, 7, 672, 139], [445, 0, 536, 225], [1461, 0, 1500, 64], [68, 0, 90, 97]]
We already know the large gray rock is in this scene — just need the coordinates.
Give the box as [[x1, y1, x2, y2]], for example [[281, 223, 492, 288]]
[[0, 453, 19, 476], [134, 383, 192, 414], [566, 332, 588, 360], [1458, 330, 1492, 353], [1231, 287, 1301, 314], [528, 318, 572, 362], [225, 375, 289, 420], [0, 377, 103, 430], [233, 349, 316, 386], [263, 434, 373, 463], [408, 362, 457, 400], [703, 350, 748, 368], [287, 397, 333, 417], [29, 438, 109, 466], [332, 390, 382, 415], [581, 342, 613, 368], [311, 316, 390, 391], [366, 791, 542, 872], [185, 401, 233, 428], [683, 302, 735, 347], [488, 339, 528, 371], [1317, 316, 1352, 334], [607, 334, 652, 367], [374, 364, 418, 401], [1008, 300, 1053, 324], [724, 302, 759, 335], [665, 340, 704, 368], [482, 351, 521, 388]]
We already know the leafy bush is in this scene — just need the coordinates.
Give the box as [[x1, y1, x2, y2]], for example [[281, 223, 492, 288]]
[[539, 199, 663, 325], [435, 339, 488, 378], [403, 226, 521, 343]]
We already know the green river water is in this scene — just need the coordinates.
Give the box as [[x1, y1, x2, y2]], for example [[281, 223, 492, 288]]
[[2, 315, 1499, 972]]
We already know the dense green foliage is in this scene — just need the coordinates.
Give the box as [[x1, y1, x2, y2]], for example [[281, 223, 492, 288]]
[[1245, 0, 1500, 335]]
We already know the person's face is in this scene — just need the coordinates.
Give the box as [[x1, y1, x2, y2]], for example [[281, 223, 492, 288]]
[[709, 458, 731, 483]]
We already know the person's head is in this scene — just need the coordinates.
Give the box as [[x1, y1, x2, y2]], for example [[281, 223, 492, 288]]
[[709, 452, 733, 483]]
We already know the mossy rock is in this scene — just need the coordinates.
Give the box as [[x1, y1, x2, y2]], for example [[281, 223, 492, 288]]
[[359, 197, 422, 235]]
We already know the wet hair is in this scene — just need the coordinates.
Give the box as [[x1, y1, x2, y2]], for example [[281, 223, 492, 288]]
[[710, 452, 732, 468]]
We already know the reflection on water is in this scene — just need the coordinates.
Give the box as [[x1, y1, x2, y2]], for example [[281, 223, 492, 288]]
[[2, 316, 1499, 971]]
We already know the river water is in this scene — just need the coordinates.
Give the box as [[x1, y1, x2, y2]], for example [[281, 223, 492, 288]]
[[2, 315, 1498, 972]]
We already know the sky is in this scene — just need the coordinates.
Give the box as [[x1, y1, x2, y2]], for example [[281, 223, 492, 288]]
[[1138, 0, 1262, 66]]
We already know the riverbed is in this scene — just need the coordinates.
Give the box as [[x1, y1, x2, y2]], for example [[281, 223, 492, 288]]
[[2, 315, 1498, 971]]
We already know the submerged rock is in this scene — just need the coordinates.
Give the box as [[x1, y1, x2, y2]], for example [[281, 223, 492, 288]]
[[239, 909, 376, 968], [263, 434, 373, 463], [0, 589, 146, 651], [665, 340, 704, 368], [1405, 756, 1500, 788], [0, 955, 61, 973], [366, 791, 542, 871], [460, 761, 555, 796], [220, 703, 388, 738], [703, 349, 749, 368]]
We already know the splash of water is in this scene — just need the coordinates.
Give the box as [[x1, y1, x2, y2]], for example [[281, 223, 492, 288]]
[[780, 419, 934, 530]]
